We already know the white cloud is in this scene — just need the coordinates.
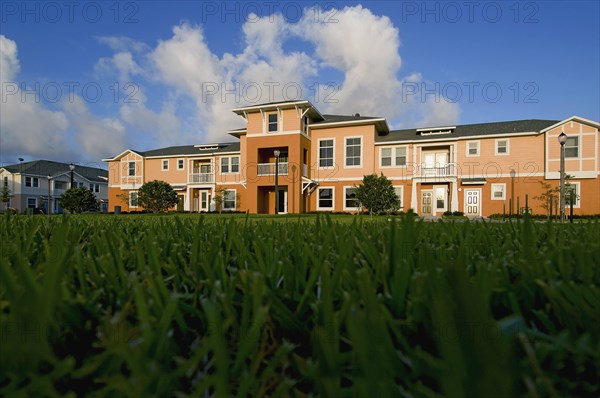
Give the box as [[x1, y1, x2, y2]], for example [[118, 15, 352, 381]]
[[0, 35, 20, 82]]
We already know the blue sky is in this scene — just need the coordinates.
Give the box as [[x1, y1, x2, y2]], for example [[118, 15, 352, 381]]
[[1, 1, 598, 167]]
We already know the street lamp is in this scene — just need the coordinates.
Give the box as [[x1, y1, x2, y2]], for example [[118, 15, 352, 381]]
[[558, 132, 568, 223], [47, 175, 52, 216], [509, 169, 516, 216], [274, 150, 280, 214], [69, 163, 75, 189]]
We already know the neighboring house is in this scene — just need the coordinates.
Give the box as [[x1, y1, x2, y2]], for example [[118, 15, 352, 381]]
[[104, 100, 600, 216], [0, 160, 109, 213]]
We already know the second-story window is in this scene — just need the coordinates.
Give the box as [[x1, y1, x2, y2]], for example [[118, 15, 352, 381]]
[[25, 177, 39, 187], [221, 157, 229, 173], [381, 147, 407, 167], [467, 141, 480, 156], [268, 114, 278, 132], [345, 137, 362, 167], [565, 137, 579, 158], [319, 139, 334, 167], [128, 162, 136, 176], [231, 156, 240, 173], [89, 183, 100, 193], [3, 176, 7, 187], [496, 139, 509, 155], [162, 160, 169, 170], [177, 159, 184, 170], [54, 181, 67, 190], [221, 156, 240, 173]]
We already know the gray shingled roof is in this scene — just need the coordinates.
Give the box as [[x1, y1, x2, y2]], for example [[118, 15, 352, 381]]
[[377, 119, 559, 143], [2, 160, 108, 182], [313, 114, 383, 124], [138, 142, 240, 157]]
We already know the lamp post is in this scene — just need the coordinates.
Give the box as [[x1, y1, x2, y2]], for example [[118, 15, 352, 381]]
[[558, 132, 567, 223], [47, 175, 52, 216], [274, 150, 280, 214], [509, 169, 516, 216], [69, 163, 75, 189]]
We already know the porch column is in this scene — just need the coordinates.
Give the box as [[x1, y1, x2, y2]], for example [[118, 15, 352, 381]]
[[451, 180, 459, 212], [185, 187, 191, 211], [410, 180, 418, 212]]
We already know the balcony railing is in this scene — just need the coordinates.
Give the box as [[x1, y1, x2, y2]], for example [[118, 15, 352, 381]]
[[257, 162, 288, 176], [188, 173, 214, 183], [419, 163, 456, 177]]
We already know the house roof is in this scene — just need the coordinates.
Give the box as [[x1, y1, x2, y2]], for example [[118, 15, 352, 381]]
[[139, 142, 240, 157], [311, 114, 390, 133], [377, 119, 560, 143], [2, 160, 108, 182]]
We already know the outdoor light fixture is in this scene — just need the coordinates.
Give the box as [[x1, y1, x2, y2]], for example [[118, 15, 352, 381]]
[[69, 163, 75, 189], [558, 132, 567, 222], [274, 150, 280, 214]]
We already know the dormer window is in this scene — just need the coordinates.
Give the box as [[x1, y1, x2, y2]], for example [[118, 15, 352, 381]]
[[268, 114, 278, 132], [417, 126, 456, 136]]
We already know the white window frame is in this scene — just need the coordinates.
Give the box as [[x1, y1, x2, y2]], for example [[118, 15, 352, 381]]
[[221, 157, 230, 174], [222, 189, 236, 210], [495, 139, 509, 155], [27, 197, 37, 208], [380, 146, 408, 167], [393, 185, 404, 210], [318, 138, 335, 169], [565, 181, 580, 208], [177, 158, 185, 170], [317, 187, 335, 210], [128, 162, 136, 176], [564, 137, 579, 158], [491, 183, 506, 200], [89, 183, 100, 193], [267, 113, 278, 133], [220, 156, 240, 174], [162, 159, 169, 171], [466, 141, 480, 157], [344, 136, 362, 168], [129, 191, 138, 208], [25, 177, 39, 188], [343, 186, 359, 210]]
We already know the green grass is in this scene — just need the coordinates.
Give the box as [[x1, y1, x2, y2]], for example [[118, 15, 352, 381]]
[[1, 213, 599, 397]]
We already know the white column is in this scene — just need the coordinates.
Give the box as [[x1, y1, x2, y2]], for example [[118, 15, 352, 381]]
[[410, 179, 418, 212], [451, 180, 459, 212]]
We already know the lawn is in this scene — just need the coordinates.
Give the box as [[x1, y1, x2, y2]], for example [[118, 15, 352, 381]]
[[1, 213, 599, 397]]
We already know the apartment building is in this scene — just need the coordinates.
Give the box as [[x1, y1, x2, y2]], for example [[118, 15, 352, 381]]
[[104, 100, 600, 216], [0, 160, 109, 213]]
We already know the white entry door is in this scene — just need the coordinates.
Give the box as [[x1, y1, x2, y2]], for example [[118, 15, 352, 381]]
[[200, 191, 211, 212], [464, 189, 481, 216]]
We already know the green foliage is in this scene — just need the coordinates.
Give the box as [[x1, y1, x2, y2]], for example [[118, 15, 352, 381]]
[[0, 185, 10, 208], [0, 214, 599, 396], [354, 173, 400, 214], [534, 175, 579, 216], [137, 180, 178, 213], [58, 187, 99, 213]]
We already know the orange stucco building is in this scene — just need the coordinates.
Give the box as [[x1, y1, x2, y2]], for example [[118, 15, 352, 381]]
[[103, 100, 600, 216]]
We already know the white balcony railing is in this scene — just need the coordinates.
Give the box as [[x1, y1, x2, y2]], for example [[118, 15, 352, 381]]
[[419, 163, 456, 177], [257, 162, 288, 176], [188, 173, 214, 183]]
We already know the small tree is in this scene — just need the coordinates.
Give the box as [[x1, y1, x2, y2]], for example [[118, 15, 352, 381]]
[[116, 192, 131, 212], [59, 187, 100, 214], [137, 180, 178, 213], [1, 185, 10, 210], [534, 174, 579, 216], [354, 173, 400, 215], [212, 188, 225, 214]]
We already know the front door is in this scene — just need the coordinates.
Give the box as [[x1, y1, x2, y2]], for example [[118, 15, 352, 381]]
[[464, 189, 481, 216], [421, 190, 433, 215], [200, 190, 210, 212]]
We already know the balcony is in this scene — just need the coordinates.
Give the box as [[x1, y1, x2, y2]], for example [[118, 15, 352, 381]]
[[257, 162, 288, 176], [419, 163, 456, 178], [188, 172, 214, 183]]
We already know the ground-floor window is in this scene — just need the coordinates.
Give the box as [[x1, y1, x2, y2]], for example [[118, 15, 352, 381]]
[[565, 182, 580, 208], [344, 187, 358, 210], [223, 189, 236, 210], [27, 198, 37, 208], [435, 186, 446, 210], [318, 187, 334, 210], [394, 186, 404, 209], [491, 183, 506, 200], [129, 191, 138, 208]]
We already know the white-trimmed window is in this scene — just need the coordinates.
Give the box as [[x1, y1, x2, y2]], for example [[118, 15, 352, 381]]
[[344, 187, 358, 210], [25, 177, 39, 188], [319, 139, 334, 168], [73, 182, 84, 188], [345, 137, 362, 167], [27, 198, 37, 208], [381, 146, 407, 167], [128, 162, 136, 176], [3, 176, 7, 187], [162, 160, 169, 171], [491, 183, 506, 200], [317, 187, 334, 210], [129, 191, 138, 208], [268, 113, 278, 132], [221, 156, 240, 173], [89, 183, 100, 193], [495, 139, 509, 155], [466, 141, 480, 156], [54, 181, 67, 190], [565, 181, 580, 208], [223, 189, 236, 210], [394, 186, 404, 209], [177, 159, 185, 170], [565, 137, 579, 158]]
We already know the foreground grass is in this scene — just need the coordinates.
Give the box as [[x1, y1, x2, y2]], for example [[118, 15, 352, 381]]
[[1, 213, 599, 397]]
